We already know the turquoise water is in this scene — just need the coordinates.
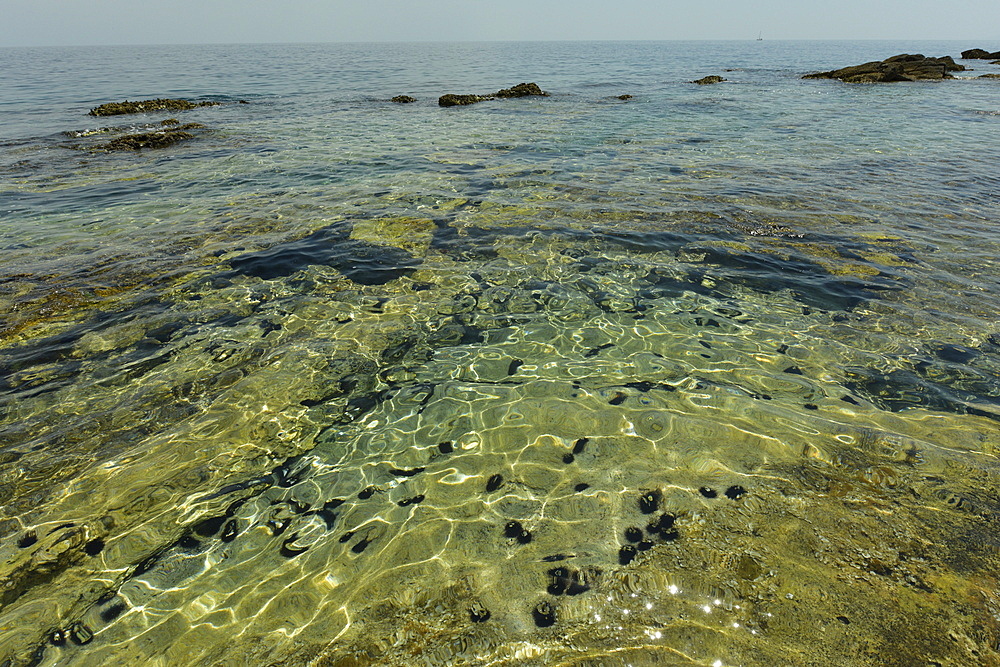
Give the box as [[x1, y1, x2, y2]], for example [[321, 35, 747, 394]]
[[2, 41, 1000, 666]]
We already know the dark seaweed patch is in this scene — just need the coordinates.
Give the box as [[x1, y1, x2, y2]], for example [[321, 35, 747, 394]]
[[507, 359, 524, 375], [584, 343, 613, 358], [228, 224, 419, 285], [562, 453, 575, 464], [638, 489, 662, 514], [646, 512, 676, 535], [351, 535, 373, 553], [783, 366, 804, 375], [438, 441, 454, 454], [469, 602, 491, 623], [624, 527, 643, 543], [689, 245, 901, 311], [280, 534, 309, 558], [358, 486, 377, 500], [618, 545, 637, 565], [725, 485, 747, 500], [389, 467, 425, 477], [542, 554, 571, 562], [574, 483, 590, 492], [192, 514, 228, 537], [844, 365, 1000, 420], [339, 531, 355, 543], [486, 474, 504, 492], [99, 602, 127, 623], [266, 515, 291, 536], [397, 495, 425, 507], [532, 601, 556, 627], [83, 538, 105, 556], [18, 532, 37, 549], [608, 392, 627, 406], [572, 438, 588, 454], [220, 519, 239, 542], [504, 521, 524, 538], [49, 630, 66, 646], [699, 487, 718, 498]]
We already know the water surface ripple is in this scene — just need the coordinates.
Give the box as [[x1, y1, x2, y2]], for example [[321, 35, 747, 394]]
[[1, 40, 1000, 666]]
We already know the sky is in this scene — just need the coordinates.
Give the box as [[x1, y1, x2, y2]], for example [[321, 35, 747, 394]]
[[1, 0, 998, 47]]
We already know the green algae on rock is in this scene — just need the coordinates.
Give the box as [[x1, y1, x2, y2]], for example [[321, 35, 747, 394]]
[[803, 54, 965, 83], [391, 95, 417, 103], [89, 99, 221, 116], [99, 126, 202, 151], [439, 82, 548, 107], [691, 75, 727, 85]]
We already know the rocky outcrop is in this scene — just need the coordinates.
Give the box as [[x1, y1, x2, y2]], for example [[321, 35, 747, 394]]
[[98, 123, 205, 151], [391, 95, 416, 103], [961, 48, 1000, 59], [803, 54, 965, 83], [691, 76, 726, 85], [978, 73, 1000, 79], [494, 82, 547, 98], [89, 99, 220, 116], [438, 82, 548, 107], [617, 94, 633, 100]]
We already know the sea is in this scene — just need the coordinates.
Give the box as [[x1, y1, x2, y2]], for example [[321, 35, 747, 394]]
[[1, 40, 999, 666]]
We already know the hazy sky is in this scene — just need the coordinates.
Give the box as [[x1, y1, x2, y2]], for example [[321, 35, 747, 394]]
[[1, 0, 998, 47]]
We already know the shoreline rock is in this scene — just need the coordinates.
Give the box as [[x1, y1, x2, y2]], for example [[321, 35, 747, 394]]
[[691, 75, 726, 85], [391, 95, 416, 103], [803, 54, 964, 83], [438, 82, 548, 107], [961, 48, 1000, 59], [89, 99, 220, 116]]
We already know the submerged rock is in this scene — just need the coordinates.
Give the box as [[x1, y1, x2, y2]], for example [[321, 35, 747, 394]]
[[691, 75, 726, 85], [96, 123, 206, 151], [961, 48, 1000, 59], [89, 98, 220, 116], [438, 82, 548, 107], [617, 94, 633, 100], [977, 73, 1000, 79], [438, 94, 489, 107], [227, 223, 420, 284], [391, 95, 416, 103], [803, 54, 965, 83]]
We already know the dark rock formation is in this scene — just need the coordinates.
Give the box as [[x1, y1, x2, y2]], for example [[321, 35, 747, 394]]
[[691, 76, 726, 85], [101, 130, 194, 150], [978, 73, 1000, 79], [617, 94, 633, 100], [803, 54, 965, 83], [97, 123, 205, 151], [494, 82, 547, 98], [89, 99, 220, 116], [961, 48, 1000, 59], [439, 94, 488, 107], [438, 82, 548, 107], [391, 95, 416, 103]]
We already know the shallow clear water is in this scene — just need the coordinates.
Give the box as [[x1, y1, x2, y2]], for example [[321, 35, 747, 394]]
[[2, 40, 1000, 666]]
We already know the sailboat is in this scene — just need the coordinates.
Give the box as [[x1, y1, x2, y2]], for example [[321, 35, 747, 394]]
[[756, 32, 763, 41]]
